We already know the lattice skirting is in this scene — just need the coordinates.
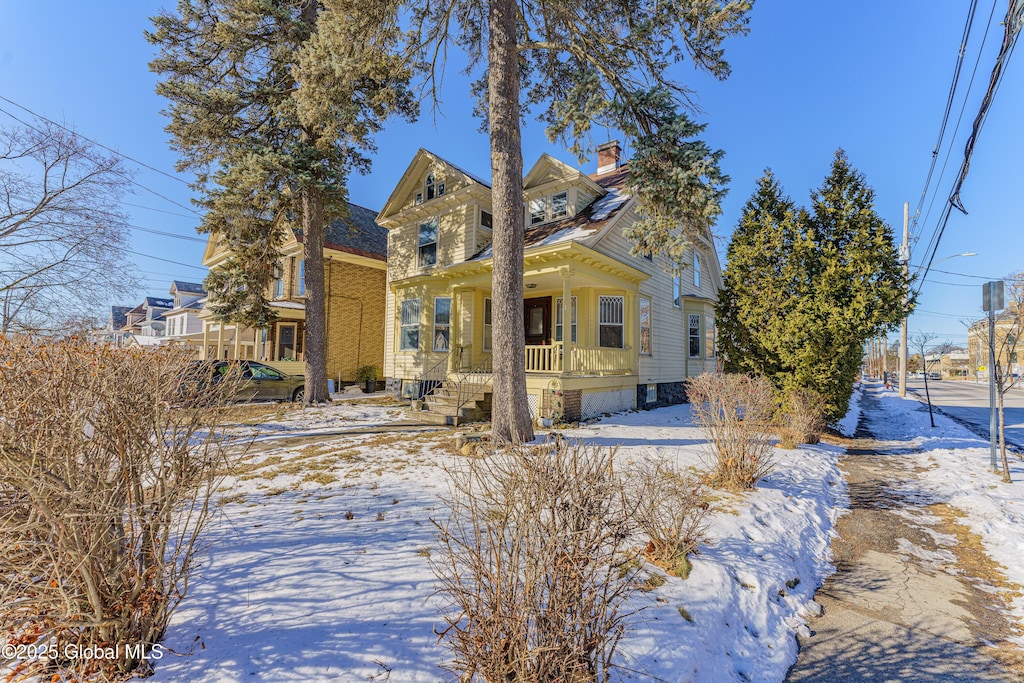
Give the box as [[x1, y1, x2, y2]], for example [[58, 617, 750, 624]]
[[580, 388, 635, 420]]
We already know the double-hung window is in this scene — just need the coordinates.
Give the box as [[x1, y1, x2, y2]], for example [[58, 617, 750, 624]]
[[297, 259, 306, 296], [639, 297, 652, 354], [529, 197, 546, 225], [598, 296, 624, 349], [673, 275, 681, 307], [705, 315, 716, 359], [554, 296, 577, 343], [688, 314, 701, 358], [433, 297, 451, 352], [551, 191, 568, 219], [482, 298, 492, 351], [400, 299, 421, 351], [418, 220, 438, 267], [273, 265, 284, 299], [693, 251, 701, 288]]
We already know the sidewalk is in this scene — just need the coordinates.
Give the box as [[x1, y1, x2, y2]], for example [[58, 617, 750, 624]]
[[786, 385, 1020, 682]]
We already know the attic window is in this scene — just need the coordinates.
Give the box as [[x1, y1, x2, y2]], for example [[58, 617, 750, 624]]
[[481, 211, 492, 230], [437, 182, 445, 197], [551, 191, 568, 219], [529, 197, 546, 225], [426, 173, 436, 201], [415, 192, 423, 205]]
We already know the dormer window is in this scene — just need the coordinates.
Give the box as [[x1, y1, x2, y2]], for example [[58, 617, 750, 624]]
[[528, 190, 570, 225], [481, 211, 492, 230], [529, 197, 546, 225], [551, 191, 568, 219]]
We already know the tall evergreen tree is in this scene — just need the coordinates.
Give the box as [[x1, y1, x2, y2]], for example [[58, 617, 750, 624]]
[[148, 0, 414, 403], [718, 152, 913, 422], [413, 0, 751, 443], [717, 170, 807, 381]]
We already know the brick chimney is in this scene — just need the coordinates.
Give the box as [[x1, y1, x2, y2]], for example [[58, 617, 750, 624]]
[[596, 140, 621, 175]]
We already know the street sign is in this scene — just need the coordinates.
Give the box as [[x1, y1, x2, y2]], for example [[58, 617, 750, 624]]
[[982, 280, 1004, 312]]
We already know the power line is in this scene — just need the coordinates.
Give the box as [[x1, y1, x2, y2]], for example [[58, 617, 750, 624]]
[[0, 93, 190, 188], [126, 249, 207, 271], [0, 101, 202, 218]]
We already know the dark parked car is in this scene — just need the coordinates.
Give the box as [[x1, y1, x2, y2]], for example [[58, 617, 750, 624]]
[[176, 360, 304, 403]]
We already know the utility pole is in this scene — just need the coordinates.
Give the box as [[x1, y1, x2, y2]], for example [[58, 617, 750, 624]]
[[983, 280, 1004, 472], [899, 202, 909, 396]]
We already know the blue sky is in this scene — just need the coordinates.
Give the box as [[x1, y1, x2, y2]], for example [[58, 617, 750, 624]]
[[1, 1, 1021, 346]]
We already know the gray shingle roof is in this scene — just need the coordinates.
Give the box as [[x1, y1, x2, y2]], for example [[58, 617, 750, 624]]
[[293, 202, 387, 260], [110, 306, 130, 330], [145, 297, 174, 309], [171, 281, 206, 294]]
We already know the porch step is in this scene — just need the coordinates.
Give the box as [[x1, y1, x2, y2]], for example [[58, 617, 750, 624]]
[[420, 379, 492, 426]]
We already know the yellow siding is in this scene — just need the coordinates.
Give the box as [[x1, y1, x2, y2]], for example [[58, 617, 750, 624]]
[[387, 204, 477, 281], [325, 260, 386, 382]]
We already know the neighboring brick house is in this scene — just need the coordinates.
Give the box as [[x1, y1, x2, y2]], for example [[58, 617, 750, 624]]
[[198, 203, 387, 384]]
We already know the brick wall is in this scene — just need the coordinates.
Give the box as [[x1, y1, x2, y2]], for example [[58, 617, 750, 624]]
[[326, 260, 386, 382]]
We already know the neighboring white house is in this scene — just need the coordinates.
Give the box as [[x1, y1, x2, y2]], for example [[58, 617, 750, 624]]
[[163, 281, 206, 345]]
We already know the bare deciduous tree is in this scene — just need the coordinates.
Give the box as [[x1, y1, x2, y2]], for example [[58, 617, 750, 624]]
[[0, 338, 235, 680], [0, 119, 139, 335], [431, 441, 641, 681]]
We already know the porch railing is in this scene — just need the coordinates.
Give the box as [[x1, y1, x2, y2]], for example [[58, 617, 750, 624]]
[[523, 343, 634, 375]]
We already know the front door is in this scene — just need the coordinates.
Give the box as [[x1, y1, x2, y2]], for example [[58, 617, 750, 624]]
[[524, 297, 551, 346]]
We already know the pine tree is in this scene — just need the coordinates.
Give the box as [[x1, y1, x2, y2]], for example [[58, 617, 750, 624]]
[[718, 152, 913, 422], [148, 0, 414, 403], [413, 0, 752, 443]]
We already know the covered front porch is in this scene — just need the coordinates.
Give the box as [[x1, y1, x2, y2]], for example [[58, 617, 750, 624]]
[[198, 303, 307, 376]]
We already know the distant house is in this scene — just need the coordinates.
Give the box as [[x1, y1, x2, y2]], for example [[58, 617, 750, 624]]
[[968, 308, 1022, 380], [376, 142, 722, 424], [197, 204, 387, 383], [161, 281, 206, 352], [118, 297, 174, 343], [90, 305, 132, 345]]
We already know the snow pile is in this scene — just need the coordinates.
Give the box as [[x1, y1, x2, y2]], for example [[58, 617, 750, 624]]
[[150, 402, 847, 682]]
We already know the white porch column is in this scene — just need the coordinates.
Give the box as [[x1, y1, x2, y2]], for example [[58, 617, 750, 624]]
[[559, 267, 574, 376], [217, 322, 224, 360], [201, 321, 210, 360], [233, 324, 242, 359], [448, 288, 461, 373], [625, 289, 638, 373]]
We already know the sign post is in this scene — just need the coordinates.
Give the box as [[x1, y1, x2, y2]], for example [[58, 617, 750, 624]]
[[983, 280, 1004, 471]]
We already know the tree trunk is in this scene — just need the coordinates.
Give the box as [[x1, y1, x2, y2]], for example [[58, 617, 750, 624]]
[[487, 0, 534, 444], [302, 185, 330, 404]]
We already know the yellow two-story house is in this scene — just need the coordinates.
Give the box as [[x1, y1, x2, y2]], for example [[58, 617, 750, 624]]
[[377, 142, 722, 424], [197, 203, 388, 386]]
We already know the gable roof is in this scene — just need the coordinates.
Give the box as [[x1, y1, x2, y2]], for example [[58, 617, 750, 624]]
[[171, 281, 206, 295], [109, 306, 130, 330], [291, 202, 388, 261], [472, 165, 633, 260], [377, 149, 491, 223], [523, 154, 604, 195]]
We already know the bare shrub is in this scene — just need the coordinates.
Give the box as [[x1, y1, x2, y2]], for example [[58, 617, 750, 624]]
[[623, 459, 711, 578], [776, 387, 826, 448], [0, 337, 234, 681], [431, 441, 641, 681], [688, 372, 776, 490]]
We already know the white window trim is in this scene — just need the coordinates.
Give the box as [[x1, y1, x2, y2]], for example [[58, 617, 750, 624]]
[[482, 297, 492, 351], [418, 220, 438, 268], [433, 296, 451, 353], [639, 296, 652, 355], [554, 296, 578, 343], [400, 299, 421, 352], [551, 191, 568, 219], [673, 275, 681, 308], [598, 295, 625, 349], [646, 384, 657, 403], [688, 313, 701, 359]]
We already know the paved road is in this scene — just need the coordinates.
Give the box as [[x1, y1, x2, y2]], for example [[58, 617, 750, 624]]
[[903, 379, 1024, 448], [786, 387, 1019, 682]]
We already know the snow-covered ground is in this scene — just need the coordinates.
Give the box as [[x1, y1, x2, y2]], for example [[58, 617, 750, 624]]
[[151, 399, 848, 683], [866, 385, 1024, 646]]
